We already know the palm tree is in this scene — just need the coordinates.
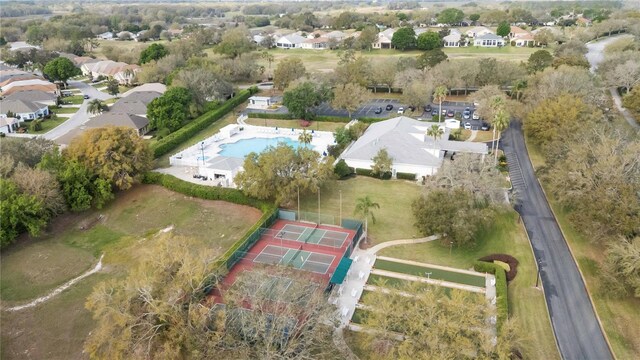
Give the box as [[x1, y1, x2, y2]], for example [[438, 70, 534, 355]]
[[433, 85, 448, 122], [86, 99, 105, 115], [512, 79, 527, 101], [298, 129, 312, 144], [354, 196, 380, 243], [492, 109, 510, 163], [426, 124, 444, 144]]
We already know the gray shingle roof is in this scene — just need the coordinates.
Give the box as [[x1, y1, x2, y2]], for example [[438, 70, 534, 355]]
[[206, 156, 244, 171], [4, 90, 57, 104], [85, 112, 149, 130], [342, 117, 487, 167], [476, 33, 504, 41], [0, 99, 46, 114], [109, 91, 162, 114]]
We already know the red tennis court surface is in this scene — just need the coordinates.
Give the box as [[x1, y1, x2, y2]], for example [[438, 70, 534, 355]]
[[211, 219, 356, 303]]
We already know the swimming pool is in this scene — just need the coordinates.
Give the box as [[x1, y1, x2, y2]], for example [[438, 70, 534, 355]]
[[219, 137, 308, 158]]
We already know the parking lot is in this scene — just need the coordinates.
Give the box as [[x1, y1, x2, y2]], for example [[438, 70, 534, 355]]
[[247, 98, 490, 130]]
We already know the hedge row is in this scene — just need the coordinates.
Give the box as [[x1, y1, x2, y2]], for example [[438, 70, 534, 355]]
[[479, 254, 519, 282], [247, 112, 293, 120], [396, 172, 416, 181], [474, 261, 508, 331], [142, 172, 277, 271], [151, 87, 258, 158]]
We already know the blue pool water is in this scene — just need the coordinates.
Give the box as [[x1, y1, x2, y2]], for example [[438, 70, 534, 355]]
[[219, 137, 308, 158]]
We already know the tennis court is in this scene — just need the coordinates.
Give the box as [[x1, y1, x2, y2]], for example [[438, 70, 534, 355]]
[[269, 223, 350, 248], [253, 244, 336, 274]]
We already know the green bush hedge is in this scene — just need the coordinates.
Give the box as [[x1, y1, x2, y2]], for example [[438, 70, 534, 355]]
[[151, 87, 258, 158], [355, 168, 392, 180], [247, 112, 293, 120], [396, 172, 416, 181], [334, 159, 354, 179], [473, 261, 508, 330]]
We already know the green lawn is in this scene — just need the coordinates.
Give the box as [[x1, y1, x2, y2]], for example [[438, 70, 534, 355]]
[[526, 138, 640, 359], [29, 116, 68, 134], [60, 95, 84, 105], [297, 176, 423, 243], [443, 46, 537, 61], [0, 185, 262, 358], [374, 258, 486, 287], [378, 211, 559, 360], [51, 107, 80, 115]]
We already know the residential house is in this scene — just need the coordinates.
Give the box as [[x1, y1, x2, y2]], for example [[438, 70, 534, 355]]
[[325, 31, 347, 41], [443, 29, 462, 47], [7, 41, 40, 52], [4, 90, 58, 107], [373, 28, 395, 49], [508, 26, 529, 39], [275, 34, 307, 49], [0, 117, 21, 133], [307, 30, 327, 39], [340, 117, 487, 177], [108, 91, 162, 115], [81, 60, 141, 84], [473, 33, 506, 47], [247, 96, 275, 109], [301, 37, 329, 50], [121, 83, 166, 97], [117, 31, 136, 40], [1, 78, 58, 96], [576, 17, 592, 27], [466, 26, 493, 38], [509, 26, 535, 47], [0, 71, 39, 86], [0, 99, 50, 120], [84, 113, 150, 135], [97, 32, 114, 40], [72, 57, 98, 67]]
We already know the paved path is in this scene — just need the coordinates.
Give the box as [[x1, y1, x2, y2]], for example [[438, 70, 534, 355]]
[[466, 130, 478, 142], [502, 121, 612, 360], [585, 34, 639, 130], [43, 80, 113, 141]]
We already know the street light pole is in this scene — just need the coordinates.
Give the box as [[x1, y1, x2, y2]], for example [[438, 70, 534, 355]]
[[200, 141, 205, 166], [339, 189, 342, 226], [535, 259, 542, 288]]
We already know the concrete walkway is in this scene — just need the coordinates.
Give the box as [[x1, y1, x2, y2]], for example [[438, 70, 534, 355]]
[[609, 87, 639, 130], [466, 130, 478, 142]]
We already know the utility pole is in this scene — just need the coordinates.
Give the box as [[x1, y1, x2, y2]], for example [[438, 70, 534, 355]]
[[535, 259, 542, 288]]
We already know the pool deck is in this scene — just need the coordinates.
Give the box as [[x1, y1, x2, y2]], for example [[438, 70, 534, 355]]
[[169, 124, 335, 168]]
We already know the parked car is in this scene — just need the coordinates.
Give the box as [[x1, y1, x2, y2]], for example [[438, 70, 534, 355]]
[[397, 107, 405, 114], [431, 109, 438, 116], [464, 122, 472, 130], [463, 110, 471, 119], [385, 104, 394, 111], [441, 109, 447, 115], [424, 104, 432, 112], [481, 123, 490, 131], [472, 112, 480, 120], [374, 107, 383, 114], [446, 109, 455, 118], [83, 95, 90, 99]]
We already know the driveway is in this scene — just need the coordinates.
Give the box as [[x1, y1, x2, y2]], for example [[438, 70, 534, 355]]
[[44, 80, 113, 141], [502, 121, 612, 360]]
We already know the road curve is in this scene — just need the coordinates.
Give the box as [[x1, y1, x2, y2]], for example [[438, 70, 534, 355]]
[[502, 121, 612, 360]]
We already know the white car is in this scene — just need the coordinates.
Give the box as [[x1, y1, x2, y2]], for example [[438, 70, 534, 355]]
[[472, 112, 480, 120], [397, 107, 405, 114], [464, 122, 472, 130]]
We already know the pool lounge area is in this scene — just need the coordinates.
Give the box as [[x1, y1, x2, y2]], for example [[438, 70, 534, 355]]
[[167, 123, 334, 188]]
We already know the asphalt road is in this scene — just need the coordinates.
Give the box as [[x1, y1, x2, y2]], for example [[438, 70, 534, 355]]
[[44, 80, 113, 141], [502, 121, 612, 360]]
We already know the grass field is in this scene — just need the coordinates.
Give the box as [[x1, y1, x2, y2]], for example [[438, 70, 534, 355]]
[[51, 107, 80, 115], [374, 258, 486, 287], [526, 138, 640, 359], [297, 176, 422, 243], [376, 211, 559, 360], [0, 185, 261, 359], [29, 116, 68, 134], [60, 95, 84, 105]]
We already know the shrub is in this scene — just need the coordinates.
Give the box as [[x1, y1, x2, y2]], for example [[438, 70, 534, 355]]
[[494, 260, 511, 272], [478, 253, 519, 281], [474, 261, 508, 330], [355, 168, 373, 177], [247, 112, 293, 120], [151, 87, 258, 158], [396, 172, 416, 181], [29, 120, 42, 132], [334, 159, 353, 179], [355, 168, 391, 180]]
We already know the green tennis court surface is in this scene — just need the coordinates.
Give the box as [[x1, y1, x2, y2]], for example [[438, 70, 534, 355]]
[[253, 245, 336, 274], [279, 224, 350, 248], [374, 259, 485, 287]]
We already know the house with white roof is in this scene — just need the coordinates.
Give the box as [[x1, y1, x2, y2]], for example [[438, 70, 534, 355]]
[[340, 117, 488, 178], [275, 34, 307, 49], [443, 29, 462, 47], [81, 60, 141, 84], [473, 33, 506, 47], [373, 28, 395, 49], [325, 31, 347, 41], [97, 32, 114, 40], [301, 37, 329, 50], [466, 26, 493, 38], [7, 41, 40, 52]]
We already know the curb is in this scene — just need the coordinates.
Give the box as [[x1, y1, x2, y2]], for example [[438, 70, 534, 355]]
[[522, 134, 616, 359]]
